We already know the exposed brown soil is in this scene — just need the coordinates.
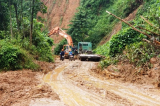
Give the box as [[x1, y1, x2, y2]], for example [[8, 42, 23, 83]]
[[91, 57, 160, 88], [38, 0, 80, 44], [0, 61, 59, 106], [35, 60, 55, 74]]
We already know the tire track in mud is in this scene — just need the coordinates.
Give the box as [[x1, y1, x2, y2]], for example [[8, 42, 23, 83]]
[[43, 64, 111, 106], [43, 61, 160, 106]]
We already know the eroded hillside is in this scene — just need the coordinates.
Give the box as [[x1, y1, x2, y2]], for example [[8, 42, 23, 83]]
[[38, 0, 80, 44]]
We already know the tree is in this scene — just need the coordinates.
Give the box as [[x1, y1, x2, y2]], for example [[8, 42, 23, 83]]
[[30, 0, 35, 45], [0, 0, 9, 31]]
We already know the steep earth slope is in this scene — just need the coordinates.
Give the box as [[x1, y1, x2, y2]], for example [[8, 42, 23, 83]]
[[38, 0, 80, 44], [99, 6, 141, 45]]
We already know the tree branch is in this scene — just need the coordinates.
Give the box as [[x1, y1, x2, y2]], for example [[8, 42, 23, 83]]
[[136, 26, 160, 36], [106, 11, 151, 38], [140, 16, 160, 31]]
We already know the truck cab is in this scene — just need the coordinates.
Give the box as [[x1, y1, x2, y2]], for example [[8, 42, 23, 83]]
[[78, 42, 92, 54]]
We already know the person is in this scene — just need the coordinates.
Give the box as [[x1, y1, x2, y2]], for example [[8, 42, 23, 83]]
[[69, 50, 72, 56], [69, 50, 74, 61], [60, 49, 65, 60], [74, 49, 78, 55]]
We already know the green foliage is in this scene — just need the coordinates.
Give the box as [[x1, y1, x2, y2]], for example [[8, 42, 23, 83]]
[[0, 0, 54, 71], [7, 19, 54, 63], [94, 42, 110, 56], [95, 0, 160, 69], [32, 20, 54, 62], [135, 0, 160, 35], [99, 41, 156, 69], [54, 39, 67, 55], [100, 55, 125, 68], [95, 28, 145, 57], [109, 28, 145, 56], [0, 31, 10, 39], [125, 42, 156, 66], [67, 0, 142, 48], [0, 1, 9, 31], [0, 40, 38, 70]]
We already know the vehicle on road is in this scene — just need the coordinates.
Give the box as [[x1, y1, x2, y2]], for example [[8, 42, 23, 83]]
[[49, 27, 101, 61], [60, 55, 64, 61], [69, 55, 75, 61]]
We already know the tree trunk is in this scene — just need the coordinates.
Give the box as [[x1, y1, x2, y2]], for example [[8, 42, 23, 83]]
[[21, 0, 25, 37], [9, 0, 13, 38], [106, 11, 151, 38], [13, 3, 20, 32], [30, 0, 35, 45], [140, 16, 160, 31]]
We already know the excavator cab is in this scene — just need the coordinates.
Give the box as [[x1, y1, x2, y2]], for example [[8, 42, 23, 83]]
[[63, 45, 72, 59]]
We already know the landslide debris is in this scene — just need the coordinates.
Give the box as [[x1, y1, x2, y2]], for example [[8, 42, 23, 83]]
[[0, 62, 59, 106], [91, 57, 160, 88]]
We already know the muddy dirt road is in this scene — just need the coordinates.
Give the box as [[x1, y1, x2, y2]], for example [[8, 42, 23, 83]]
[[33, 58, 160, 106]]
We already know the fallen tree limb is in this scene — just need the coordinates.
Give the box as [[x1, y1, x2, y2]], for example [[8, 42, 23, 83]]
[[142, 39, 151, 43], [136, 26, 160, 36], [106, 10, 160, 46], [106, 11, 151, 38], [140, 16, 160, 31]]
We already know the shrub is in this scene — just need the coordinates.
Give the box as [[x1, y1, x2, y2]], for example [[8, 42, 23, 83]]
[[125, 41, 156, 67], [93, 42, 110, 56], [0, 40, 38, 70], [109, 28, 145, 56]]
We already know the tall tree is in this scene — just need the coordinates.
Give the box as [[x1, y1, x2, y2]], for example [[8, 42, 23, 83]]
[[0, 0, 9, 31], [30, 0, 35, 45], [9, 0, 13, 38]]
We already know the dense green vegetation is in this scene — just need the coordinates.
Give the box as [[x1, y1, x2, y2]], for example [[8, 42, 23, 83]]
[[95, 0, 160, 68], [0, 0, 53, 70], [94, 28, 146, 56]]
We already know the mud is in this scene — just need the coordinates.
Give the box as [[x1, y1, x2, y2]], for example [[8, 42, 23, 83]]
[[42, 58, 160, 106], [1, 58, 160, 106], [0, 61, 60, 106], [92, 57, 160, 88]]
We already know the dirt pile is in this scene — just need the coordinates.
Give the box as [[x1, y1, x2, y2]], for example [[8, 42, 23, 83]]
[[35, 61, 55, 74], [0, 67, 59, 106], [91, 57, 160, 87]]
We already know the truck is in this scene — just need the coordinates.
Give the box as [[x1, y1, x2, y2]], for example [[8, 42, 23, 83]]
[[48, 27, 101, 61], [77, 42, 101, 61]]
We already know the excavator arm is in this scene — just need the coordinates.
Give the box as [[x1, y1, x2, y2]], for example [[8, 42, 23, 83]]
[[48, 27, 73, 47]]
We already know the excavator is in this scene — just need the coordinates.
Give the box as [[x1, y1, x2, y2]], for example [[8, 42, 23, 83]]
[[49, 27, 101, 61], [48, 27, 74, 58]]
